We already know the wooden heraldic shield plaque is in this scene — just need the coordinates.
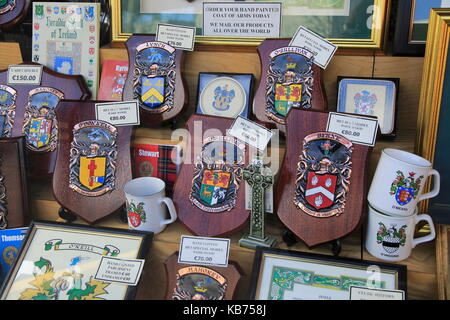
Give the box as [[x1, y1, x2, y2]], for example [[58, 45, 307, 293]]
[[0, 63, 90, 177], [123, 34, 188, 126], [52, 100, 132, 223], [0, 0, 30, 29], [164, 252, 243, 300], [0, 136, 29, 229], [173, 114, 250, 237], [275, 109, 373, 247], [253, 39, 327, 133]]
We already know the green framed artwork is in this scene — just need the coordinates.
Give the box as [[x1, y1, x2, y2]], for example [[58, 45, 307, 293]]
[[248, 247, 406, 300], [111, 0, 390, 48], [0, 221, 152, 300]]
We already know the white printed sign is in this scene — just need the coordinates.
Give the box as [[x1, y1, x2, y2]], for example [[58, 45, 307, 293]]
[[290, 26, 337, 69], [228, 116, 273, 151], [326, 112, 378, 147], [95, 101, 140, 126], [349, 286, 405, 300], [7, 65, 43, 85], [94, 257, 145, 286], [156, 23, 196, 51], [203, 2, 282, 38], [178, 235, 230, 268]]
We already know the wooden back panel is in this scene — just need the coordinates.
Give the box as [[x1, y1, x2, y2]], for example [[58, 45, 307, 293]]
[[0, 136, 29, 228], [275, 109, 372, 247], [52, 100, 132, 223], [172, 114, 250, 237]]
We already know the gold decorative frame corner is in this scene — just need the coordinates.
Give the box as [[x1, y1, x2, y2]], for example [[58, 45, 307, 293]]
[[415, 8, 450, 301], [110, 0, 390, 49]]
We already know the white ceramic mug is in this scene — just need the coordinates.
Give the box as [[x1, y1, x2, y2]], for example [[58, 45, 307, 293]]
[[368, 148, 440, 217], [365, 204, 435, 262], [124, 177, 177, 234]]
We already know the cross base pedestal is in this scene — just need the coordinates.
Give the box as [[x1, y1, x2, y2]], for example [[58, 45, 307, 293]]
[[238, 234, 277, 249]]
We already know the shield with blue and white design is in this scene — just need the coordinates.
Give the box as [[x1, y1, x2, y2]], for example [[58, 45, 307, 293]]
[[140, 76, 165, 108], [84, 6, 95, 22], [395, 187, 414, 206]]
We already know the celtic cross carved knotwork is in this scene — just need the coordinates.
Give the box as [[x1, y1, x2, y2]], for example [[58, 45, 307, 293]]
[[243, 162, 273, 239]]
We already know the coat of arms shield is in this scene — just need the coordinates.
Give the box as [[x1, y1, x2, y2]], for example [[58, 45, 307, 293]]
[[22, 87, 64, 152], [69, 120, 118, 197], [189, 136, 245, 213], [0, 85, 16, 137], [133, 42, 176, 113], [266, 47, 314, 124], [294, 132, 353, 218]]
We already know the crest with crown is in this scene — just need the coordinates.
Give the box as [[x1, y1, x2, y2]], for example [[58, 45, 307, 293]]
[[213, 85, 235, 111]]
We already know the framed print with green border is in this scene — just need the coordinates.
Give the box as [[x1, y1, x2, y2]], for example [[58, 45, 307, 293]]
[[111, 0, 390, 49], [0, 221, 152, 300], [248, 247, 407, 300]]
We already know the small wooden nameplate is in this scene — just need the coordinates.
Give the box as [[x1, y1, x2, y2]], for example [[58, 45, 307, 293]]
[[172, 114, 250, 237], [164, 252, 243, 300], [123, 34, 188, 126], [275, 109, 373, 247], [52, 100, 132, 223], [253, 39, 327, 133]]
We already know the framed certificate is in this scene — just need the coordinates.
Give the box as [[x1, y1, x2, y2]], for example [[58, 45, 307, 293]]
[[196, 73, 253, 119], [337, 77, 399, 137], [111, 0, 390, 49], [248, 247, 407, 300], [0, 221, 152, 300]]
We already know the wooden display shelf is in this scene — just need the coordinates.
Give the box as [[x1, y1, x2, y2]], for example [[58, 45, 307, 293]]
[[25, 48, 435, 299], [29, 181, 436, 300]]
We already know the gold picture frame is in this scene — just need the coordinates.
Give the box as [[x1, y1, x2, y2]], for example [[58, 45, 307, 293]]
[[110, 0, 391, 49], [416, 8, 450, 300]]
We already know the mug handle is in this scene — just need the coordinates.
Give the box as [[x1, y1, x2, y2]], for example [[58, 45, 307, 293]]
[[412, 214, 436, 248], [418, 169, 440, 202], [159, 197, 178, 227]]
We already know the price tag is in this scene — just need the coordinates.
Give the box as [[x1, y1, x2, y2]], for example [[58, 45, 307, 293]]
[[349, 286, 405, 300], [94, 257, 145, 286], [326, 112, 378, 147], [178, 235, 230, 268], [95, 101, 140, 126], [156, 23, 196, 51], [7, 65, 43, 85], [289, 26, 337, 69], [228, 116, 273, 151]]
